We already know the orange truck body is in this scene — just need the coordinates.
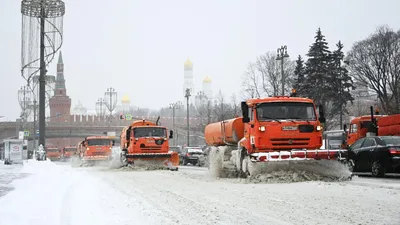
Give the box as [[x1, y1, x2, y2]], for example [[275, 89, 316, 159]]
[[77, 136, 113, 161], [46, 147, 61, 160], [62, 146, 77, 159], [205, 96, 347, 162], [120, 120, 179, 166], [347, 114, 400, 146]]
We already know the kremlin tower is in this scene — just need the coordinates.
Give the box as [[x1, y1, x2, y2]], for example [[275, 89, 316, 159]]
[[49, 52, 71, 123]]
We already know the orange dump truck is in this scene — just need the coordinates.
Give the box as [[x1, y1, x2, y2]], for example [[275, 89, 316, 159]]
[[120, 119, 179, 170], [76, 136, 114, 165], [61, 146, 77, 161], [46, 147, 61, 161], [205, 91, 348, 177], [346, 106, 400, 146]]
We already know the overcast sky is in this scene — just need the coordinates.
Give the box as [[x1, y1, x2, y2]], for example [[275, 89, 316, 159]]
[[1, 0, 400, 121]]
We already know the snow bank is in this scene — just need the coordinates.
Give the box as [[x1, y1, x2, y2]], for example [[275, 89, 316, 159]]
[[0, 160, 85, 225], [0, 159, 154, 225]]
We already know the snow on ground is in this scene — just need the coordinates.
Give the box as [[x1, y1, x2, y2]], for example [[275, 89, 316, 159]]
[[0, 161, 29, 197], [0, 161, 400, 225]]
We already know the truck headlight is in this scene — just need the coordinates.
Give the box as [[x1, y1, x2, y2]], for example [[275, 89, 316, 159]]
[[259, 126, 266, 132], [316, 125, 322, 131]]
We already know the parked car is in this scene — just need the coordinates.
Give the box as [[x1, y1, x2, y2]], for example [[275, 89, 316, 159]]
[[347, 136, 400, 177], [179, 147, 205, 166]]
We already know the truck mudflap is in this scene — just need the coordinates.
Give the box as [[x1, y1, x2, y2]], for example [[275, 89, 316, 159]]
[[250, 149, 348, 162]]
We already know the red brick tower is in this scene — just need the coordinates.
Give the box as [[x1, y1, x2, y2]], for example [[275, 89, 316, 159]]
[[49, 51, 71, 123]]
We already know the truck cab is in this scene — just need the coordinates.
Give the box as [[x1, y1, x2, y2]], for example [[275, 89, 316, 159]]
[[46, 147, 61, 161], [346, 115, 386, 146], [62, 146, 77, 160], [80, 136, 114, 159], [240, 96, 326, 153], [121, 120, 173, 154]]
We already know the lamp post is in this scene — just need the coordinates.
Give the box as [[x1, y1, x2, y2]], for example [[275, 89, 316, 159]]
[[338, 60, 350, 130], [170, 101, 183, 146], [95, 98, 106, 118], [185, 88, 191, 147], [18, 86, 32, 132], [104, 87, 117, 125], [276, 45, 290, 96]]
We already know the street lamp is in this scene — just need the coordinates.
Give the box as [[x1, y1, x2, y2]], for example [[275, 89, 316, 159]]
[[276, 45, 290, 96], [104, 87, 117, 125], [95, 98, 106, 118], [338, 59, 350, 129], [185, 88, 191, 147], [170, 101, 183, 146], [18, 86, 32, 131]]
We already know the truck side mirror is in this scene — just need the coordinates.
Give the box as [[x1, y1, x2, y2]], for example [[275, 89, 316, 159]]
[[318, 105, 326, 123], [241, 101, 250, 123], [169, 130, 173, 139], [112, 140, 115, 146], [343, 124, 347, 132]]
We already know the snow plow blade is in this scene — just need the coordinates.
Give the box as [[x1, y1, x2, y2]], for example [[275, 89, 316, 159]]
[[125, 152, 179, 170], [250, 149, 348, 162], [82, 155, 112, 161], [209, 146, 352, 181]]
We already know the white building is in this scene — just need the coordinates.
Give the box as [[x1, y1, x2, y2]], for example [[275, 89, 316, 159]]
[[202, 76, 213, 99], [183, 58, 195, 105]]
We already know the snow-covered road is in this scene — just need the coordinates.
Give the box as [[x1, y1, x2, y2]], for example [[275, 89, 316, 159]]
[[0, 161, 399, 225]]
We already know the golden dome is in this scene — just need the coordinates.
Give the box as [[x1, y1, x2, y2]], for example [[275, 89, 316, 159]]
[[121, 94, 130, 104], [184, 58, 193, 69], [203, 76, 212, 83]]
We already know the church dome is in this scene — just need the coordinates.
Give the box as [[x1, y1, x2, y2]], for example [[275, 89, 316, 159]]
[[121, 95, 130, 104], [203, 76, 211, 83], [184, 58, 193, 70]]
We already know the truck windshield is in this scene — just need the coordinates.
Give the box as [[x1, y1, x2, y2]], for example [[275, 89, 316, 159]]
[[47, 149, 59, 152], [256, 102, 316, 121], [65, 148, 76, 152], [87, 139, 111, 146], [134, 127, 166, 138]]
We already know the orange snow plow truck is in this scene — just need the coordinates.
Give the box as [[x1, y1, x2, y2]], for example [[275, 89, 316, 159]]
[[119, 119, 179, 170], [46, 146, 61, 161], [346, 106, 400, 146], [204, 90, 349, 177], [76, 136, 114, 165]]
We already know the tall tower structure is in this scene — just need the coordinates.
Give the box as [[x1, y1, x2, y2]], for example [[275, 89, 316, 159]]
[[183, 58, 195, 103], [49, 51, 71, 123], [202, 76, 213, 99]]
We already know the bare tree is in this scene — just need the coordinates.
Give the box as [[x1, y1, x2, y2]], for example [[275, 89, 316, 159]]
[[230, 93, 240, 117], [347, 25, 400, 114], [194, 92, 214, 130], [241, 62, 262, 99], [214, 90, 234, 121], [241, 51, 295, 99]]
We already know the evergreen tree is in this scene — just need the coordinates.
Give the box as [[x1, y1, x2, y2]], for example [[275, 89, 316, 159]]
[[304, 28, 332, 104], [293, 55, 306, 95], [327, 41, 354, 115]]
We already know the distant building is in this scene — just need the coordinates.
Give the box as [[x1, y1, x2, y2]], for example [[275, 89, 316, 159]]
[[183, 58, 195, 105], [49, 52, 71, 123], [202, 76, 213, 99], [121, 94, 131, 113]]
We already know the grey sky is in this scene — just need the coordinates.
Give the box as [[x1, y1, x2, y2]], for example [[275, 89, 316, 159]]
[[1, 0, 399, 121]]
